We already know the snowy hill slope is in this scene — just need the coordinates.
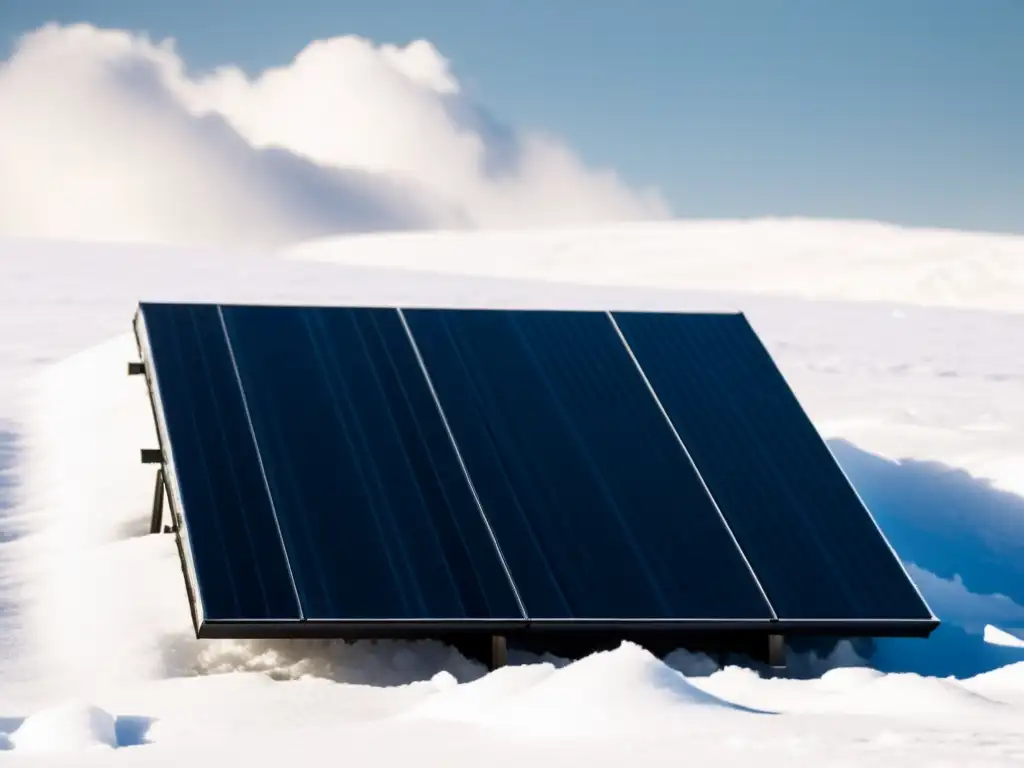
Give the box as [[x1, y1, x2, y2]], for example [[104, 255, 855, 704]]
[[290, 218, 1024, 314], [0, 220, 1023, 763]]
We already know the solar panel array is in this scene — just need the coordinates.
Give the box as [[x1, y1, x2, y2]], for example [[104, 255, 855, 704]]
[[135, 303, 936, 639]]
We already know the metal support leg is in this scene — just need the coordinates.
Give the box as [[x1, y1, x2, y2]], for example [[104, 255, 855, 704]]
[[768, 634, 786, 669], [149, 468, 166, 535], [490, 635, 508, 670]]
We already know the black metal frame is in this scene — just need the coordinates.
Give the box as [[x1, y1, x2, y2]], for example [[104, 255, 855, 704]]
[[149, 468, 166, 534], [132, 310, 205, 638], [189, 616, 934, 640], [768, 633, 785, 668]]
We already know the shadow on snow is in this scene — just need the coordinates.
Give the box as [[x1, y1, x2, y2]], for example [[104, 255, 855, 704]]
[[830, 439, 1024, 678], [0, 426, 17, 539], [0, 715, 156, 749]]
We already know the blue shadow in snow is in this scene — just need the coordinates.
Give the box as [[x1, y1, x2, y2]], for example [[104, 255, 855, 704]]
[[0, 715, 155, 749], [114, 715, 156, 747], [830, 439, 1024, 678], [0, 427, 16, 526], [0, 717, 21, 746]]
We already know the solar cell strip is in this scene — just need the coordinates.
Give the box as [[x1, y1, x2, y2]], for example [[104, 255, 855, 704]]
[[217, 306, 304, 616], [402, 308, 776, 623], [396, 308, 528, 619], [612, 311, 936, 622], [729, 314, 936, 623], [605, 311, 779, 621], [217, 305, 527, 623], [137, 304, 303, 624]]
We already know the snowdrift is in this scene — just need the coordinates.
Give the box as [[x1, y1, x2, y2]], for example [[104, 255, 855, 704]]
[[0, 223, 1023, 763]]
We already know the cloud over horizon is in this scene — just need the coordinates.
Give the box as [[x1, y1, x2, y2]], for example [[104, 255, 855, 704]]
[[0, 24, 669, 249]]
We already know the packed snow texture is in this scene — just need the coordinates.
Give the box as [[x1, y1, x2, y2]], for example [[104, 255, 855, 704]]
[[0, 220, 1023, 762]]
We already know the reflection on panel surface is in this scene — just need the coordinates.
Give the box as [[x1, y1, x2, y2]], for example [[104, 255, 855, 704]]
[[138, 302, 934, 639], [219, 305, 525, 622], [140, 304, 301, 622], [613, 311, 933, 621], [402, 308, 775, 622]]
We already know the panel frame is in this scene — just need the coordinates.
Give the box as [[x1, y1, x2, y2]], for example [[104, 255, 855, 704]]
[[135, 309, 207, 636], [135, 302, 938, 641], [189, 617, 935, 640]]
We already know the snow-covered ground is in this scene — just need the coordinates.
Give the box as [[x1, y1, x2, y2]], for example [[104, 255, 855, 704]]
[[0, 219, 1023, 763]]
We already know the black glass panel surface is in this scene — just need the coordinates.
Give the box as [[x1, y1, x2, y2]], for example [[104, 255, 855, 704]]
[[402, 308, 775, 621], [219, 305, 525, 622], [139, 303, 302, 622], [613, 311, 933, 621]]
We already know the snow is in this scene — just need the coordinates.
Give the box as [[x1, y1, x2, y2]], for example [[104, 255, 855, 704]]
[[1, 219, 1023, 764], [288, 218, 1024, 314], [986, 625, 1024, 648], [423, 643, 765, 730], [5, 702, 117, 753]]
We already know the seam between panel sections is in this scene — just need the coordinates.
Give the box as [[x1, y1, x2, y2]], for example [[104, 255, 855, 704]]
[[396, 308, 529, 621], [736, 313, 939, 622], [606, 311, 780, 621], [216, 305, 305, 620]]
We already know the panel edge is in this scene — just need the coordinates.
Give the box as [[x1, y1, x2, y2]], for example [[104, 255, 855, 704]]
[[134, 306, 207, 636], [734, 313, 939, 623]]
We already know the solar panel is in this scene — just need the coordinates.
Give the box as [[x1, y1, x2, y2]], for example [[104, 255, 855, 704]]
[[134, 302, 937, 644], [400, 308, 776, 624], [140, 304, 526, 634], [611, 311, 935, 625], [138, 304, 302, 626]]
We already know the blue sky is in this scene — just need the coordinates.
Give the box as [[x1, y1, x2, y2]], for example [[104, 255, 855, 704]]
[[3, 0, 1022, 233]]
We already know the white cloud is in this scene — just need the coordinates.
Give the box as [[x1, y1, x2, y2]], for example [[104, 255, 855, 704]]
[[0, 24, 668, 249]]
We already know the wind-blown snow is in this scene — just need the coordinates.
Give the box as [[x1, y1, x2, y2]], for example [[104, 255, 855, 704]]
[[1, 220, 1023, 763], [410, 642, 765, 735], [986, 626, 1024, 649], [5, 702, 117, 753]]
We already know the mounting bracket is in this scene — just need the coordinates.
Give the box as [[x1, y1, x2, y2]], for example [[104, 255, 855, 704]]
[[768, 634, 786, 669], [490, 635, 508, 670], [150, 468, 167, 534], [141, 448, 162, 464]]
